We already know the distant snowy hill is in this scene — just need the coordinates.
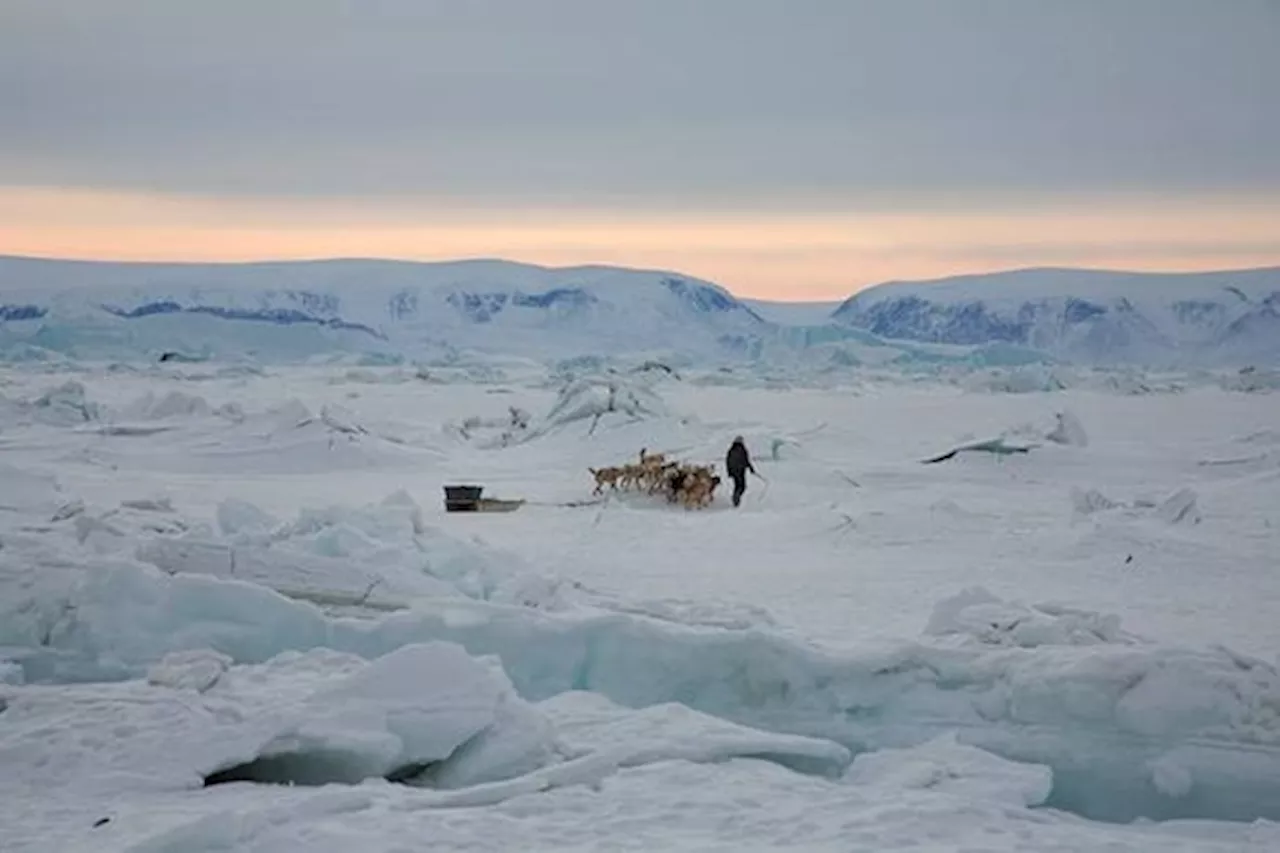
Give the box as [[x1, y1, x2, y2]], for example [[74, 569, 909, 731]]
[[831, 267, 1280, 366], [0, 256, 770, 363], [2, 256, 1277, 367]]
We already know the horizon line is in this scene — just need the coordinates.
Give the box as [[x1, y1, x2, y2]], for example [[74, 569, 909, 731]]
[[4, 250, 1279, 305]]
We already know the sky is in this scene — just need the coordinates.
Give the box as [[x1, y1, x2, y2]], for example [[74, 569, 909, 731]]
[[2, 0, 1279, 301]]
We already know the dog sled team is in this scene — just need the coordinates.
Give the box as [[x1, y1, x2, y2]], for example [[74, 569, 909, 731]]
[[588, 436, 758, 510]]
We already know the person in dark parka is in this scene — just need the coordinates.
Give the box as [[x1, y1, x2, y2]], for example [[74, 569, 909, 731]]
[[725, 435, 756, 507]]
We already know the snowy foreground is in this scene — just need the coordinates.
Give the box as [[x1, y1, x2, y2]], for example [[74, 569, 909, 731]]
[[2, 361, 1279, 852]]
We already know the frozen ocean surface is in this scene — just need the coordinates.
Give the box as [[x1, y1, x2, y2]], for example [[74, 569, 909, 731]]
[[2, 355, 1279, 852]]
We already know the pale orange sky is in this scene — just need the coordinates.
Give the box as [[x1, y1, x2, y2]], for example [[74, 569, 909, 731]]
[[4, 186, 1280, 301], [6, 3, 1279, 301]]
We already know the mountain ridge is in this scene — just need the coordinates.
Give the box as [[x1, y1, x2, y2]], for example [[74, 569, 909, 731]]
[[2, 254, 1278, 366], [0, 254, 769, 362], [831, 266, 1280, 366]]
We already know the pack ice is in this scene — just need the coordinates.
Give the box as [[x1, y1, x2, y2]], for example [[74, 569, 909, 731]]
[[2, 360, 1280, 853]]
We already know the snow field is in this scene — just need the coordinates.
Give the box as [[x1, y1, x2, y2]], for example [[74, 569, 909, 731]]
[[1, 361, 1279, 851]]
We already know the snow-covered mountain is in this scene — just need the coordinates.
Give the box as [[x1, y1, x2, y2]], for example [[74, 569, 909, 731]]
[[831, 267, 1280, 367], [0, 255, 771, 363], [3, 256, 1278, 367]]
